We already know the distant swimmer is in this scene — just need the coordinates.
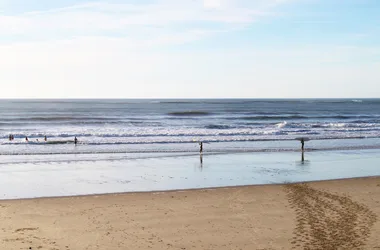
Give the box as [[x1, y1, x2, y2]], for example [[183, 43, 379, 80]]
[[300, 138, 305, 151], [11, 135, 14, 141], [199, 142, 203, 154], [44, 135, 47, 142], [25, 136, 29, 142], [9, 134, 11, 141], [74, 136, 78, 145]]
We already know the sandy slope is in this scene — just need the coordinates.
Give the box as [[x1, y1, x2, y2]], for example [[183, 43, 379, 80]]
[[0, 177, 379, 250]]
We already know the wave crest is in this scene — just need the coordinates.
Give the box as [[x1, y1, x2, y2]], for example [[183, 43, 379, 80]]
[[168, 111, 211, 116]]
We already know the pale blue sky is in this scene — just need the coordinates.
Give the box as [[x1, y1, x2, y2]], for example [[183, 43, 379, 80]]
[[0, 0, 379, 98]]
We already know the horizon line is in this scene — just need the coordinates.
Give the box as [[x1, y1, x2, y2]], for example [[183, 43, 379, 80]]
[[0, 97, 379, 100]]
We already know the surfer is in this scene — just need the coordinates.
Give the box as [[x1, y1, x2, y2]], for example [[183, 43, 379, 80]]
[[74, 136, 78, 145], [199, 142, 203, 154], [25, 136, 29, 142]]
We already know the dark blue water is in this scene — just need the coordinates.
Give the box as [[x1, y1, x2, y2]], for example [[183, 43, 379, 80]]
[[1, 99, 380, 155]]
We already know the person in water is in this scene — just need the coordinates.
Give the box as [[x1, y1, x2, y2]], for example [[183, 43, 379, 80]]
[[300, 138, 305, 151], [199, 142, 203, 154], [25, 136, 29, 142], [74, 136, 78, 145], [9, 134, 11, 141], [44, 135, 47, 142]]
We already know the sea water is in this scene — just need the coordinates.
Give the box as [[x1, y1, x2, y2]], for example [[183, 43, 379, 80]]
[[1, 99, 380, 198]]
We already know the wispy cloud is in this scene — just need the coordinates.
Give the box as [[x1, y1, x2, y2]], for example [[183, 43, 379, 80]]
[[0, 0, 290, 46]]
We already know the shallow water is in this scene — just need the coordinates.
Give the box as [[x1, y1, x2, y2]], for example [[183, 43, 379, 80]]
[[1, 149, 379, 199]]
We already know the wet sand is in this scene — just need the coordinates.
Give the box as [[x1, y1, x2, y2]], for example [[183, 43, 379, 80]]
[[0, 177, 379, 250]]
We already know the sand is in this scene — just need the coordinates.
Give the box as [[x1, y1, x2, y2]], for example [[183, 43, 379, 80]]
[[0, 177, 379, 250]]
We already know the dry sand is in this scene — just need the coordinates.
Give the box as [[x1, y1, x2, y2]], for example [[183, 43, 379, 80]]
[[0, 177, 380, 250]]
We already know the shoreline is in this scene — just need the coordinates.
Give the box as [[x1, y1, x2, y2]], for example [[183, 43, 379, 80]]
[[3, 143, 380, 156], [1, 149, 380, 200], [1, 175, 379, 202]]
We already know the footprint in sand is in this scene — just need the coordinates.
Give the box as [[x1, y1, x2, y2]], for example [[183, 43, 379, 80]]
[[284, 183, 377, 249], [15, 227, 39, 233]]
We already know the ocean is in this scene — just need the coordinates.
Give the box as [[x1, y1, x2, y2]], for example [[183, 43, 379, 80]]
[[1, 99, 380, 198], [1, 99, 380, 155]]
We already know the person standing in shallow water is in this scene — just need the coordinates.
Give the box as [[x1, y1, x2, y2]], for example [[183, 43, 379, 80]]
[[199, 142, 203, 154], [300, 138, 305, 151], [74, 136, 78, 145]]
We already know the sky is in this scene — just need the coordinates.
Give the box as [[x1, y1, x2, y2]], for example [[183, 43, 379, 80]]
[[0, 0, 379, 98]]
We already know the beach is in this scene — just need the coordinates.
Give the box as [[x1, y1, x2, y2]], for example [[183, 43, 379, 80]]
[[0, 177, 379, 250], [1, 99, 380, 249], [1, 0, 380, 244]]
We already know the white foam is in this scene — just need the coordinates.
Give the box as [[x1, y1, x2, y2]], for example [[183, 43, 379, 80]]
[[276, 121, 287, 128]]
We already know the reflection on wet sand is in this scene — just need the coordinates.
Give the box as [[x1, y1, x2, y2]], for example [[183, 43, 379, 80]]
[[2, 150, 380, 199], [199, 155, 203, 171], [297, 151, 311, 167]]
